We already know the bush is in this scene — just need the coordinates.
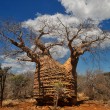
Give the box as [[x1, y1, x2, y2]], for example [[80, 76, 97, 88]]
[[4, 72, 34, 99], [78, 70, 110, 101]]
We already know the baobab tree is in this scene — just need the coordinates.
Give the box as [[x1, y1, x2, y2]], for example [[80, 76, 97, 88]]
[[54, 18, 110, 103], [0, 17, 110, 105], [0, 20, 66, 104], [22, 15, 110, 103]]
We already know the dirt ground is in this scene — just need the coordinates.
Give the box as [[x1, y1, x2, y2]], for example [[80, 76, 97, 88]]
[[0, 99, 110, 110]]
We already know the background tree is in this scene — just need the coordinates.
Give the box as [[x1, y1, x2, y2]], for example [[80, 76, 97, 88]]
[[0, 64, 11, 107], [10, 72, 34, 99], [77, 70, 110, 101], [2, 71, 34, 100]]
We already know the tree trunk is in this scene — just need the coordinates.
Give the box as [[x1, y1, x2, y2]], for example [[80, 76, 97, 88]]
[[0, 76, 3, 107], [71, 56, 79, 104], [34, 62, 43, 99], [0, 75, 6, 107], [37, 63, 41, 95]]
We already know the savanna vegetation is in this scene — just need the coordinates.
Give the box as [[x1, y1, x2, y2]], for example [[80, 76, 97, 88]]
[[1, 69, 110, 102]]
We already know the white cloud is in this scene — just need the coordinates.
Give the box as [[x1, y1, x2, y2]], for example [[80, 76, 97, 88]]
[[2, 0, 110, 73], [50, 46, 69, 59], [22, 13, 80, 32], [59, 0, 110, 20], [22, 14, 79, 59], [0, 56, 35, 74], [22, 0, 110, 59], [0, 45, 68, 73]]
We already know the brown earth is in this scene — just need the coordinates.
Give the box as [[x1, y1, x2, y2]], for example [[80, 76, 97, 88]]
[[0, 99, 110, 110]]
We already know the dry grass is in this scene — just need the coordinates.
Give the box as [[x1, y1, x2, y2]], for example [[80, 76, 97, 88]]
[[0, 99, 110, 110], [77, 93, 89, 101]]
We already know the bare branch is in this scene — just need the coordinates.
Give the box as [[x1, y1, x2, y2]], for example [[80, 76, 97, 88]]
[[0, 31, 39, 63], [57, 17, 70, 41], [4, 50, 24, 57], [46, 42, 64, 50], [70, 24, 83, 42], [17, 58, 34, 62]]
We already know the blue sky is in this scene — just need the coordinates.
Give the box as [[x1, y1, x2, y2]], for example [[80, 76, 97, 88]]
[[0, 0, 66, 21], [0, 0, 110, 74]]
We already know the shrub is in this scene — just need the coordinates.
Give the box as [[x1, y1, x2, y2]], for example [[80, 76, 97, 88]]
[[78, 70, 110, 101], [4, 72, 34, 99]]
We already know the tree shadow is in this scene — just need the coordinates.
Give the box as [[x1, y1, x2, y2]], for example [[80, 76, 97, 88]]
[[35, 97, 88, 107], [76, 100, 85, 106]]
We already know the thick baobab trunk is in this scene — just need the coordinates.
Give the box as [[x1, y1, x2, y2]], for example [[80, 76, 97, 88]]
[[37, 63, 41, 96], [71, 56, 79, 104], [33, 62, 42, 97], [34, 55, 77, 105]]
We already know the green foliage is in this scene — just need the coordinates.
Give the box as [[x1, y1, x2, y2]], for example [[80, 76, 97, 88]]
[[4, 72, 34, 99], [11, 74, 28, 87], [54, 82, 64, 92], [53, 81, 65, 108]]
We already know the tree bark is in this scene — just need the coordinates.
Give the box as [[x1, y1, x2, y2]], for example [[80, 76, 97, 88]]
[[70, 56, 79, 104], [0, 74, 6, 107], [37, 63, 41, 96]]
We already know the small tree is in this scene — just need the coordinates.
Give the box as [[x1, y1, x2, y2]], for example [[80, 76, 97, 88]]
[[53, 82, 65, 108], [11, 74, 28, 99], [84, 70, 110, 101], [0, 64, 11, 107]]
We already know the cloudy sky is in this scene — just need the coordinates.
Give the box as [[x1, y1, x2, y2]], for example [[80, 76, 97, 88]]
[[0, 0, 110, 74]]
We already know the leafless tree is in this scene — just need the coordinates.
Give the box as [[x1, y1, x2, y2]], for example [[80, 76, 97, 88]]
[[0, 18, 109, 105], [0, 20, 63, 98], [0, 65, 11, 107], [45, 18, 110, 104]]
